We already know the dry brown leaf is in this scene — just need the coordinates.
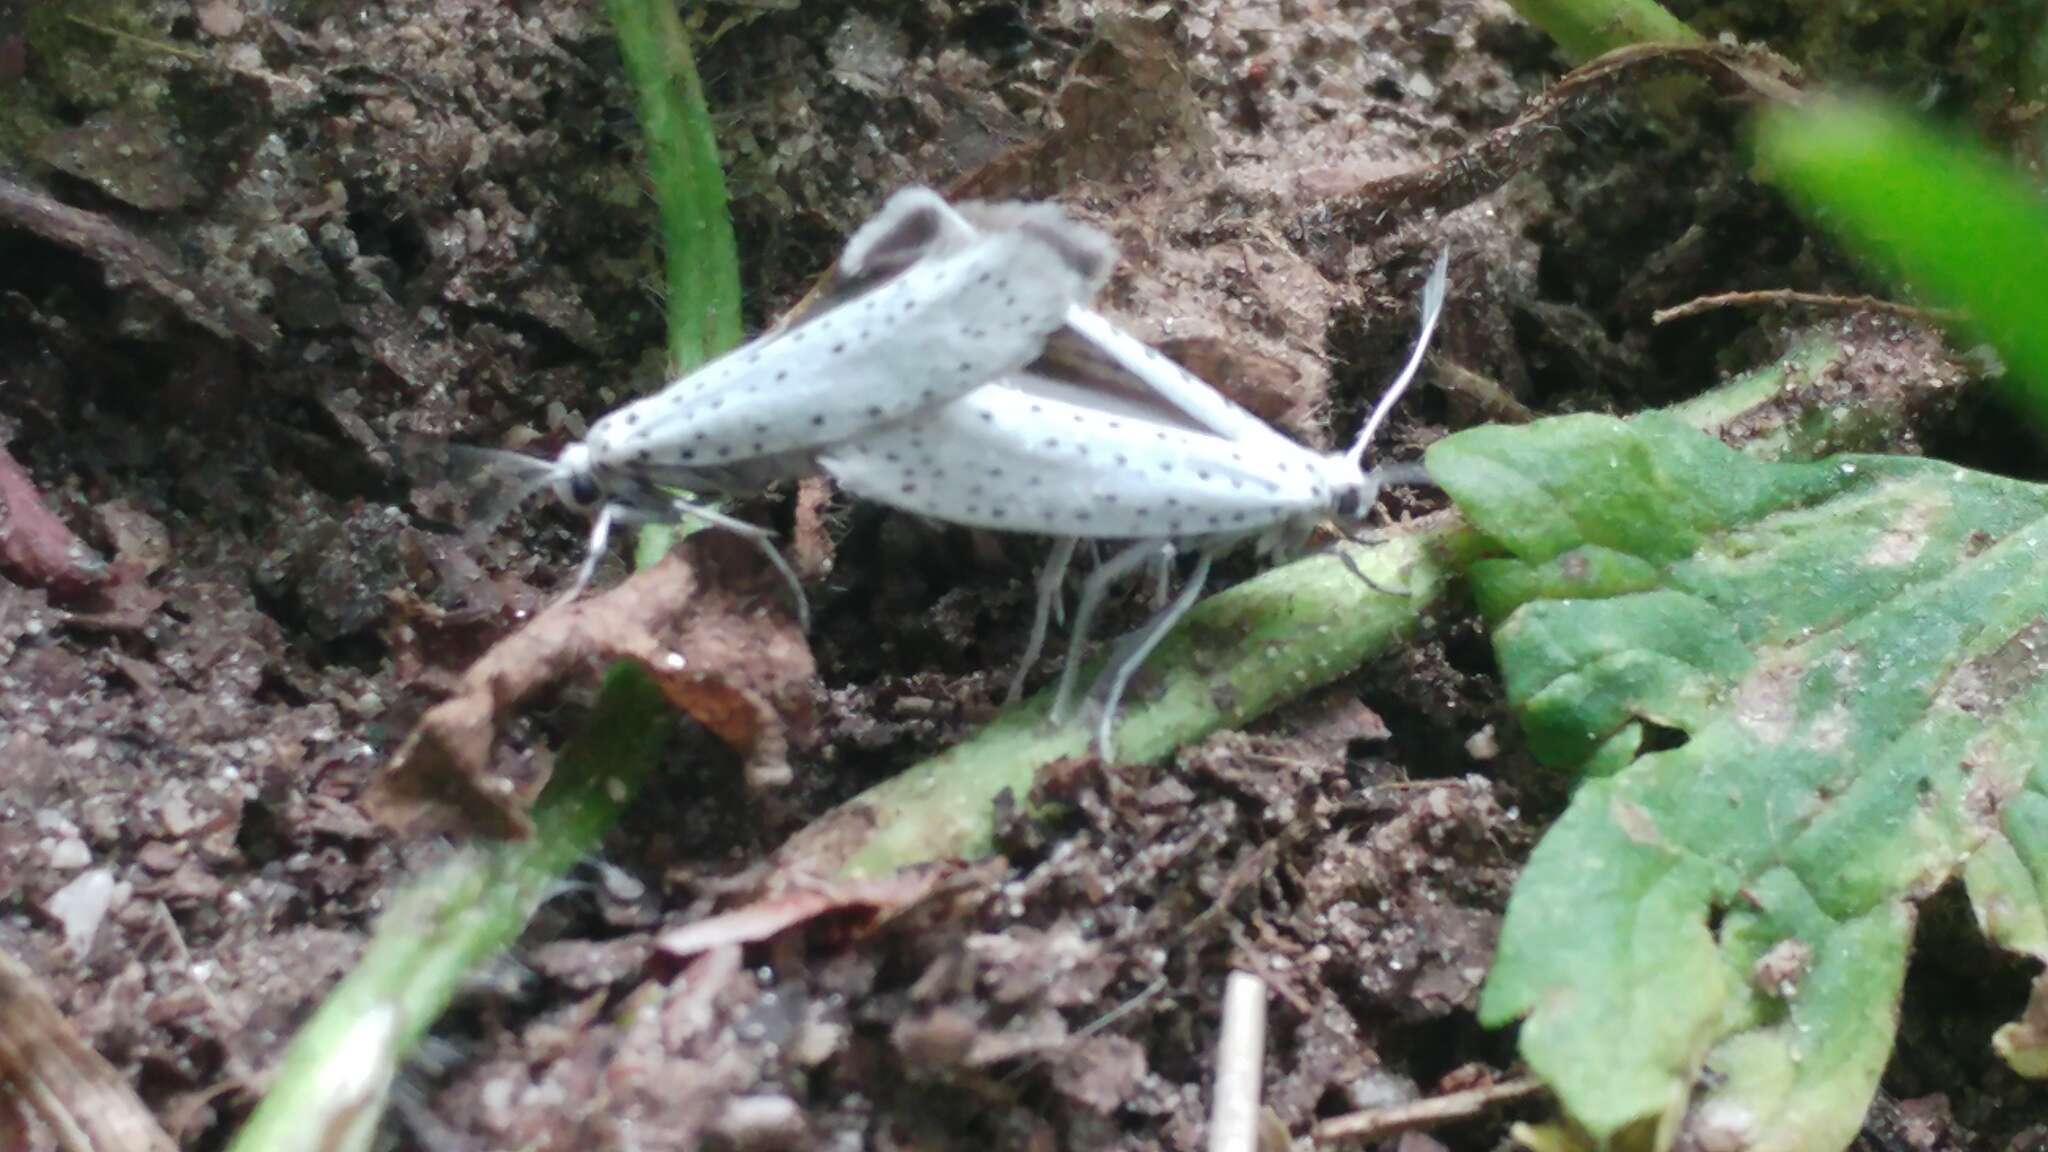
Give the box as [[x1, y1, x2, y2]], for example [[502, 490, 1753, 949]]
[[369, 534, 816, 838], [1154, 335, 1313, 438], [950, 12, 1208, 200], [656, 865, 956, 960]]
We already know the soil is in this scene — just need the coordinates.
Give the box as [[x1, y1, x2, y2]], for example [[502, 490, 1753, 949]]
[[1, 1, 2042, 1150]]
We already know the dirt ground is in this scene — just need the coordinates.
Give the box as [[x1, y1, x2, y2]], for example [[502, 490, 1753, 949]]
[[3, 0, 2044, 1149]]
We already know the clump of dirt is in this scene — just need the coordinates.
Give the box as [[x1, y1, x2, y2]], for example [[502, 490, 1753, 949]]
[[0, 0, 2012, 1148]]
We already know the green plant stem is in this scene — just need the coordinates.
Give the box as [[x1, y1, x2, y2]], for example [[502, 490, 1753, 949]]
[[836, 526, 1487, 876], [223, 669, 668, 1152], [1502, 0, 1699, 61], [610, 0, 743, 369], [784, 329, 1936, 879], [227, 10, 738, 1149]]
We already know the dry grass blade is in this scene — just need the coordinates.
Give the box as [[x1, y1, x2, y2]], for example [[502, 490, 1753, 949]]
[[1652, 288, 1953, 326], [0, 949, 176, 1152]]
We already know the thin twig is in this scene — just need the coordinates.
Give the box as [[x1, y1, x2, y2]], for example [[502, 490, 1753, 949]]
[[1313, 1076, 1547, 1145], [1306, 42, 1801, 237], [63, 15, 310, 92], [1652, 288, 1954, 327], [151, 903, 250, 1081], [1207, 972, 1268, 1152], [0, 175, 278, 350], [1074, 977, 1168, 1041]]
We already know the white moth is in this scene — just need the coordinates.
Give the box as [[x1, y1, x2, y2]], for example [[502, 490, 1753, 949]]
[[429, 187, 1114, 627], [822, 246, 1449, 756]]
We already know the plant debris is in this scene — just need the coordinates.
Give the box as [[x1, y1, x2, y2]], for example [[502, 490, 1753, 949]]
[[0, 948, 176, 1152], [370, 535, 816, 839], [656, 864, 960, 960]]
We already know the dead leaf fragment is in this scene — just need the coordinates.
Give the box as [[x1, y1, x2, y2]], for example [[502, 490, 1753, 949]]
[[1154, 335, 1311, 436], [656, 865, 956, 960], [370, 535, 816, 838]]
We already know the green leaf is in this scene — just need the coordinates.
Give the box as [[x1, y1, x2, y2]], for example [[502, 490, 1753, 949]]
[[1756, 99, 2048, 428], [1430, 414, 2048, 1150], [1499, 0, 1699, 62]]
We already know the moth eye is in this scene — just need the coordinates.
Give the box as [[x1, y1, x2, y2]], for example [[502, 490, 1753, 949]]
[[1335, 487, 1371, 520], [570, 474, 601, 506]]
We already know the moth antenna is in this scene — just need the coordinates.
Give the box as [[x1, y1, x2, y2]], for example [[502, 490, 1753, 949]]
[[394, 435, 555, 542], [1347, 246, 1450, 468], [462, 462, 557, 546]]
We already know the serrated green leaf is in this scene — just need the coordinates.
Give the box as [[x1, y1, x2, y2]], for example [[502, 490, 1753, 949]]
[[1428, 413, 2048, 1152]]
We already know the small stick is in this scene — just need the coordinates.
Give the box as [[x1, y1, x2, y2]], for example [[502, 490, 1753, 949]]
[[1652, 289, 1953, 327], [1207, 971, 1268, 1152], [1313, 1075, 1547, 1145]]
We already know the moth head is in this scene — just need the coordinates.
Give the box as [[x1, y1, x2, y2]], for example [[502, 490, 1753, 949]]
[[1323, 452, 1382, 528], [551, 442, 604, 510], [1330, 478, 1381, 526]]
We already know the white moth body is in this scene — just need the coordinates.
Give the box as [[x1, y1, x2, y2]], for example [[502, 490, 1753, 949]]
[[581, 230, 1093, 488], [822, 379, 1354, 553], [819, 245, 1449, 754], [519, 186, 1114, 622], [557, 198, 1114, 517]]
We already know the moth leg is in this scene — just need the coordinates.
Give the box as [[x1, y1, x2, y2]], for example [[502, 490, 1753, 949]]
[[1150, 544, 1176, 609], [668, 498, 813, 632], [1007, 536, 1078, 707], [1051, 539, 1171, 725], [1089, 553, 1212, 762], [1335, 544, 1411, 598], [556, 502, 619, 607]]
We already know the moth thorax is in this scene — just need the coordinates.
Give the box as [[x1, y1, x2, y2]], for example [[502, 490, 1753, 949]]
[[552, 442, 603, 509]]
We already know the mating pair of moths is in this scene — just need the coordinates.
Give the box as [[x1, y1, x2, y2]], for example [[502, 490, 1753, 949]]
[[486, 187, 1447, 757]]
